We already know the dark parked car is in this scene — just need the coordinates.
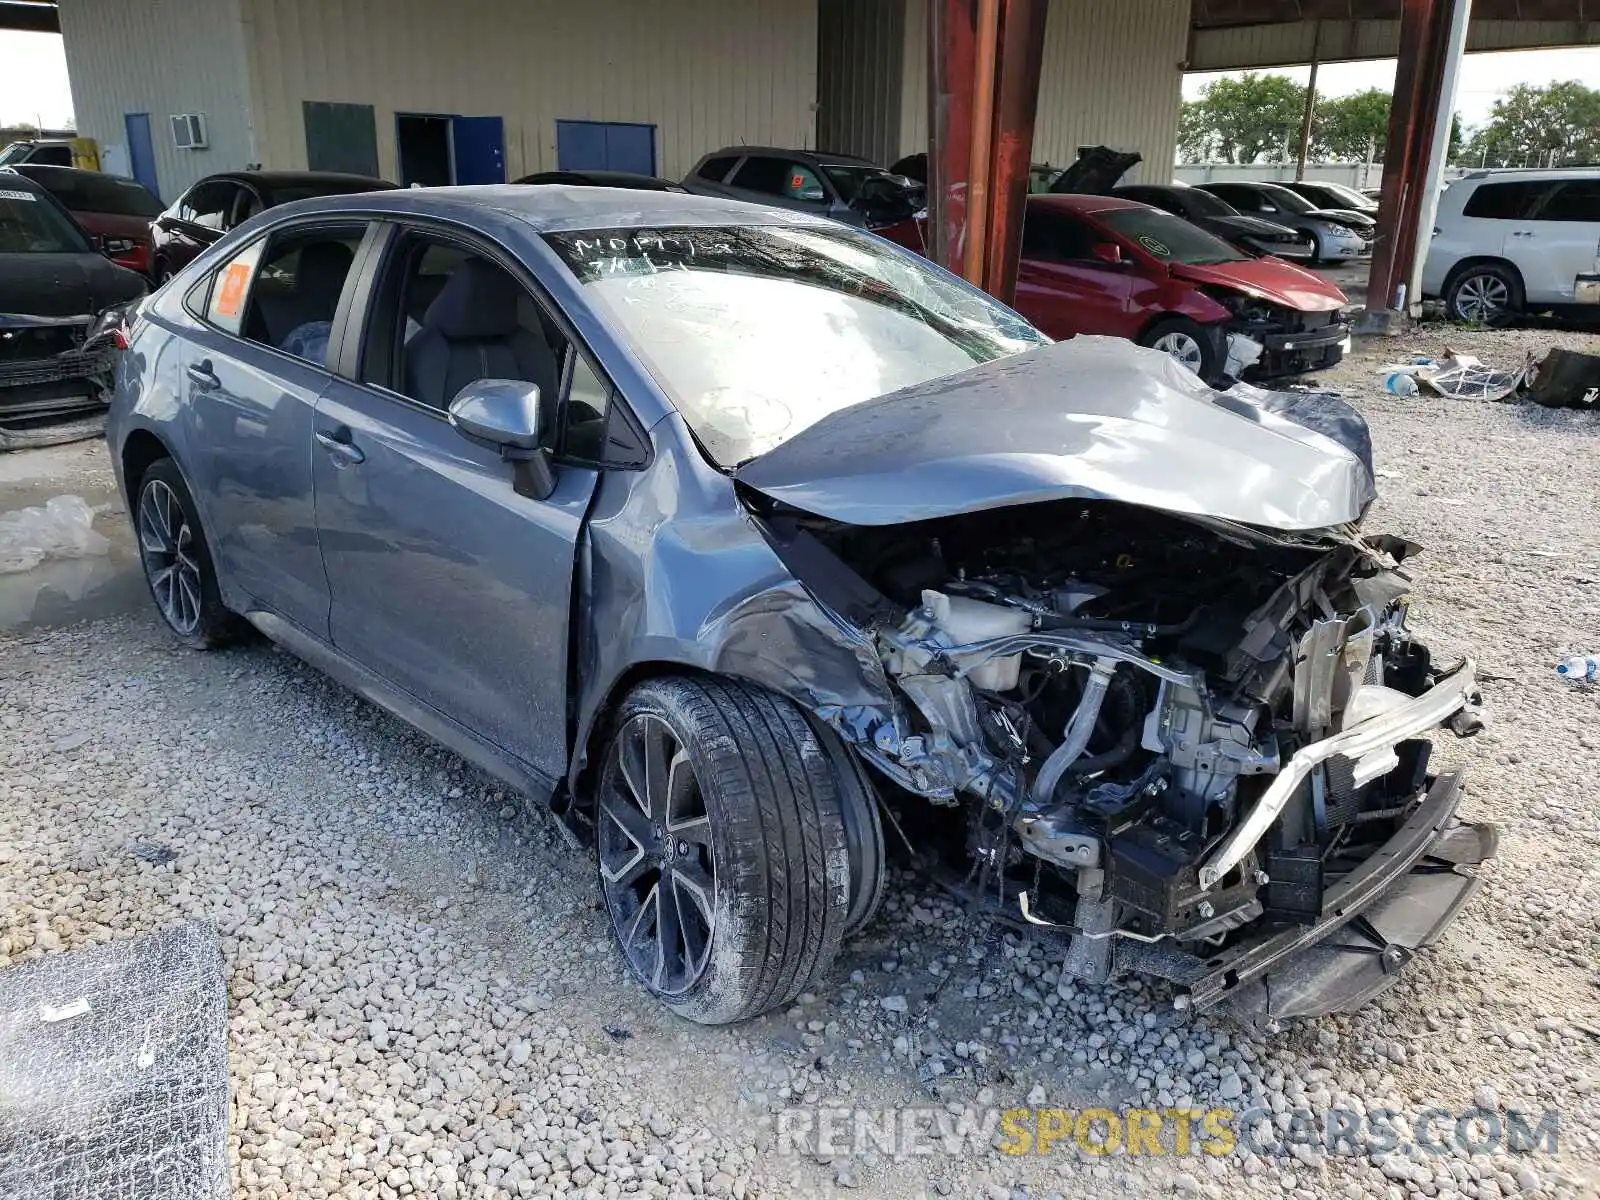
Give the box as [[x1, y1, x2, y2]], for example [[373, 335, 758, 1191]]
[[109, 187, 1491, 1026], [1111, 183, 1312, 260], [513, 170, 685, 192], [1197, 181, 1375, 263], [682, 146, 921, 229], [0, 170, 145, 449], [1281, 179, 1379, 215], [9, 163, 164, 276], [149, 170, 397, 283]]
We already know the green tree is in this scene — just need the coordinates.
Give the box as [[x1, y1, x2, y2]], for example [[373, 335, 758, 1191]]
[[1313, 89, 1463, 163], [1314, 89, 1389, 161], [1181, 73, 1307, 164], [1462, 81, 1600, 167]]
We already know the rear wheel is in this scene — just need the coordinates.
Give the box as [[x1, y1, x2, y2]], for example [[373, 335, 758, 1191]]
[[1445, 263, 1521, 324], [1139, 317, 1217, 380], [595, 676, 853, 1024], [134, 458, 245, 649]]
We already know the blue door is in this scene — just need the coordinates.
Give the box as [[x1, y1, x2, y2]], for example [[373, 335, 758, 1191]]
[[452, 116, 506, 184], [125, 112, 158, 199], [555, 120, 657, 175]]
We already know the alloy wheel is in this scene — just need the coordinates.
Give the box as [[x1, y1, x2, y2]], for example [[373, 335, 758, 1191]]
[[598, 713, 717, 997], [1151, 331, 1205, 373], [137, 479, 203, 635], [1453, 273, 1510, 322]]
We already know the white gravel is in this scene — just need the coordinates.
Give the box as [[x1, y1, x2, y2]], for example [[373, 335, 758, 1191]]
[[3, 324, 1599, 1199]]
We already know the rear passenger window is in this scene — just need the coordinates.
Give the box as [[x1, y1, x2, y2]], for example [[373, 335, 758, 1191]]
[[202, 240, 265, 336], [199, 223, 363, 363], [1536, 180, 1600, 222], [730, 157, 825, 201], [695, 155, 739, 182], [1461, 181, 1550, 220]]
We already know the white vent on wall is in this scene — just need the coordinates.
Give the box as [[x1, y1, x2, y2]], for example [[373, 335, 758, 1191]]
[[170, 114, 208, 150]]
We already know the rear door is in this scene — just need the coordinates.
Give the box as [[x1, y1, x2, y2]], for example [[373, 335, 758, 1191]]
[[1014, 209, 1137, 340], [176, 218, 371, 634], [311, 223, 604, 779], [1522, 179, 1600, 304], [1455, 179, 1549, 294]]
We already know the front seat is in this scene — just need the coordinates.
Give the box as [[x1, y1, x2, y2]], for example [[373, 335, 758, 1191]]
[[406, 257, 560, 415]]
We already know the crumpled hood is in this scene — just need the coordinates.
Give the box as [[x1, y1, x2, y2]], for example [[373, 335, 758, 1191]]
[[0, 251, 146, 318], [1170, 258, 1346, 311], [736, 336, 1375, 531]]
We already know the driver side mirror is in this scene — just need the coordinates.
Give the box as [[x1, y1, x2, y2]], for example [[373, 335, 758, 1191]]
[[448, 379, 556, 500], [1090, 241, 1125, 266]]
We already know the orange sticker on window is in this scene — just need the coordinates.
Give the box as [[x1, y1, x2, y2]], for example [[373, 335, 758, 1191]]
[[791, 174, 804, 190], [216, 261, 251, 318]]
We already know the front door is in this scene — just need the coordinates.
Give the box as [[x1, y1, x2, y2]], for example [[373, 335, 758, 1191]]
[[312, 227, 597, 777], [1014, 210, 1136, 340], [178, 220, 369, 634]]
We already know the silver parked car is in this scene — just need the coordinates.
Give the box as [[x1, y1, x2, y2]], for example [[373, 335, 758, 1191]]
[[108, 186, 1493, 1025]]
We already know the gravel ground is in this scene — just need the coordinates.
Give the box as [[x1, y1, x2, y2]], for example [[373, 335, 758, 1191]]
[[3, 325, 1600, 1200]]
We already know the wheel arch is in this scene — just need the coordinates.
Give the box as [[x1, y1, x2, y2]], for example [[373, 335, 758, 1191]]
[[119, 426, 174, 505], [1442, 255, 1525, 295]]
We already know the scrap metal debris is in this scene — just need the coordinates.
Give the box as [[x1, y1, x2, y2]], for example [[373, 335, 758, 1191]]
[[1527, 348, 1600, 409], [1379, 352, 1531, 403]]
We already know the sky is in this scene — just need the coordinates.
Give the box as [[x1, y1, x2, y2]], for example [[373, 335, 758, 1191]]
[[4, 28, 1600, 133]]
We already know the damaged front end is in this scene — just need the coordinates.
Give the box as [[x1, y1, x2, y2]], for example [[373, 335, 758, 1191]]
[[0, 309, 125, 451], [752, 496, 1492, 1021]]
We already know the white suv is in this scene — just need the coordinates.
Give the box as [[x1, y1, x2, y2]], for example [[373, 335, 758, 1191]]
[[1423, 169, 1600, 322]]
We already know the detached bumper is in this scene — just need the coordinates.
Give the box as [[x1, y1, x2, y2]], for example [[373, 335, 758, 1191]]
[[1121, 770, 1495, 1020], [1240, 322, 1351, 379]]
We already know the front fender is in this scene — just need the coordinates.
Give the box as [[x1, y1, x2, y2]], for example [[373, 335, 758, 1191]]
[[568, 426, 896, 794]]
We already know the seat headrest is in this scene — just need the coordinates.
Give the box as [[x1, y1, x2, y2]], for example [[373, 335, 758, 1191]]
[[423, 257, 521, 340], [296, 240, 354, 296]]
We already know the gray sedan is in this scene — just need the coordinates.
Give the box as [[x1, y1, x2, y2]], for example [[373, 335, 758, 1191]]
[[108, 185, 1492, 1025]]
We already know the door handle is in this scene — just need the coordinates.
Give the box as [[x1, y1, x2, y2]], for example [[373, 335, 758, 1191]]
[[314, 428, 366, 466], [186, 360, 219, 391]]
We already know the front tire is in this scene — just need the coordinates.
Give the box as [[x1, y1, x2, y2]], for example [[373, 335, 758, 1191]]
[[595, 676, 851, 1024], [1139, 316, 1218, 380], [134, 458, 244, 649]]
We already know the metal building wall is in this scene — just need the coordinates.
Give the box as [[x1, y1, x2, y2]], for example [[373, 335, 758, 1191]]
[[55, 0, 255, 201], [1032, 0, 1190, 183], [238, 0, 819, 183], [1189, 18, 1600, 71], [817, 0, 906, 164], [897, 0, 1190, 182]]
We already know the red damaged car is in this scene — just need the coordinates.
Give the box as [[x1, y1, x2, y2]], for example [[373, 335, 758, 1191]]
[[887, 193, 1351, 384]]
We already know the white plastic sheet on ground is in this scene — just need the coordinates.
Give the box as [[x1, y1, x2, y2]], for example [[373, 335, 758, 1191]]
[[0, 496, 111, 574]]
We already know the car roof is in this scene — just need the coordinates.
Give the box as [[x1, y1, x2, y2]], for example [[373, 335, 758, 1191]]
[[699, 146, 873, 166], [1029, 192, 1148, 215], [265, 184, 839, 233], [203, 170, 395, 188], [1455, 167, 1600, 183], [0, 167, 49, 194]]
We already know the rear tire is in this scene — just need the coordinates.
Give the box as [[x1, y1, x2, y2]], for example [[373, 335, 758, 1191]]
[[1139, 317, 1218, 380], [595, 676, 852, 1024], [133, 458, 246, 650], [1444, 262, 1522, 325]]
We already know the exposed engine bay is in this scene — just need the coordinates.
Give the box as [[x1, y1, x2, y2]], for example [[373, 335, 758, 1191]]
[[751, 493, 1491, 1018]]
